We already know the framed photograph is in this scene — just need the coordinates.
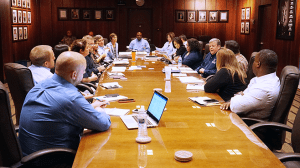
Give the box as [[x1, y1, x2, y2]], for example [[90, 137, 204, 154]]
[[187, 10, 196, 22], [12, 0, 17, 7], [23, 26, 28, 40], [18, 10, 22, 24], [83, 9, 92, 20], [105, 9, 115, 20], [94, 9, 103, 20], [241, 8, 245, 20], [245, 21, 250, 34], [197, 10, 207, 22], [219, 10, 229, 22], [12, 26, 18, 41], [70, 8, 80, 20], [208, 11, 218, 22], [22, 0, 26, 8], [276, 0, 296, 40], [27, 11, 31, 24], [58, 8, 68, 21], [18, 26, 23, 40], [12, 9, 18, 24], [27, 0, 30, 8], [245, 7, 251, 20], [241, 22, 245, 34], [17, 0, 21, 7], [175, 10, 186, 22], [23, 10, 27, 23]]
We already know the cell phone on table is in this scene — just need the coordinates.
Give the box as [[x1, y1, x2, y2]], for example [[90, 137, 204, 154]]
[[204, 99, 219, 103]]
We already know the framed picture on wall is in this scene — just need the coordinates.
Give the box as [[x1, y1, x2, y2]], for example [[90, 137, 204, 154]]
[[83, 9, 92, 20], [18, 10, 22, 24], [94, 9, 103, 20], [175, 10, 186, 22], [245, 7, 251, 20], [208, 11, 218, 22], [198, 10, 207, 22], [219, 10, 229, 22], [241, 8, 245, 20], [23, 10, 27, 23], [105, 9, 115, 20], [27, 11, 31, 24], [70, 8, 80, 20], [17, 0, 21, 7], [12, 0, 17, 7], [12, 26, 18, 41], [187, 10, 196, 22], [276, 0, 296, 40], [58, 8, 68, 21], [18, 26, 23, 40], [23, 26, 28, 40], [241, 22, 245, 34], [22, 0, 26, 8], [12, 9, 18, 24], [27, 0, 30, 9], [245, 21, 250, 34]]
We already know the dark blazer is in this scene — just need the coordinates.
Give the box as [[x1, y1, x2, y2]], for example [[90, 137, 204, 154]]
[[175, 45, 187, 57], [182, 51, 203, 70]]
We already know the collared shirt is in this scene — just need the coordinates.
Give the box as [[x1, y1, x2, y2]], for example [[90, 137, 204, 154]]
[[230, 72, 280, 120], [236, 54, 248, 73], [183, 41, 187, 48], [84, 53, 99, 78], [129, 38, 150, 53], [156, 41, 176, 58], [195, 52, 217, 78], [98, 45, 114, 62], [106, 42, 119, 60], [28, 64, 53, 84], [19, 74, 111, 156], [181, 51, 203, 70]]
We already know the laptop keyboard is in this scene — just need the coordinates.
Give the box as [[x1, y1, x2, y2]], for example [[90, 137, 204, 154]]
[[133, 115, 152, 125]]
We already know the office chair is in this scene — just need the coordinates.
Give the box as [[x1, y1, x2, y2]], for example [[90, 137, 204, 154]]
[[245, 52, 258, 84], [203, 44, 210, 59], [198, 41, 204, 58], [0, 81, 76, 168], [103, 38, 108, 45], [243, 65, 300, 150], [250, 107, 300, 168]]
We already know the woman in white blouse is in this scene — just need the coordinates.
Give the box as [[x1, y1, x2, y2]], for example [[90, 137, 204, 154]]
[[106, 33, 119, 60], [155, 32, 176, 59]]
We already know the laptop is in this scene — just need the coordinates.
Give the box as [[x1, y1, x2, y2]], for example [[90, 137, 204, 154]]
[[120, 91, 168, 129]]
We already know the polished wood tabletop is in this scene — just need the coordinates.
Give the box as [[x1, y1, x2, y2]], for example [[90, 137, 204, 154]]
[[72, 57, 285, 168]]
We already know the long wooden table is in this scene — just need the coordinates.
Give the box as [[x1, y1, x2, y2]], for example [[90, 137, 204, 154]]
[[72, 57, 285, 168]]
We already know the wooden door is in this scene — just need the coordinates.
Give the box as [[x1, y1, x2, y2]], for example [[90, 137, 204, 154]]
[[257, 4, 272, 50]]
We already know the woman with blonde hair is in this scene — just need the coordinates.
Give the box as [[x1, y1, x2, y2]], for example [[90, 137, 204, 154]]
[[204, 48, 247, 101]]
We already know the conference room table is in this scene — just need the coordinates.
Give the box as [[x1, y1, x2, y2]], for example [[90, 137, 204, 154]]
[[72, 56, 285, 168]]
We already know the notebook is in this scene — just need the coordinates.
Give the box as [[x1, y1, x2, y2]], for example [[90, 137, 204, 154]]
[[120, 91, 168, 129]]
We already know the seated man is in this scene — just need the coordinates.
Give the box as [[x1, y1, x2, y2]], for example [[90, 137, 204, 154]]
[[19, 51, 111, 156], [195, 38, 221, 78], [28, 45, 55, 84], [94, 35, 113, 62], [61, 30, 76, 46], [221, 49, 280, 120], [129, 32, 150, 53], [224, 40, 248, 73]]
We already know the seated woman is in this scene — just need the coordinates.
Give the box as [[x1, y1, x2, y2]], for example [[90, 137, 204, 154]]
[[204, 48, 247, 102], [106, 33, 119, 60], [181, 38, 203, 70], [173, 37, 187, 60], [156, 32, 176, 59]]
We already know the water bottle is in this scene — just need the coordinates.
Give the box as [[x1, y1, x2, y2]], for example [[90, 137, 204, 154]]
[[178, 56, 182, 67], [136, 106, 151, 143]]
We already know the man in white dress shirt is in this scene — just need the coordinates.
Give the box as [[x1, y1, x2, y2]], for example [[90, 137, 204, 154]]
[[221, 49, 280, 120], [28, 45, 55, 84]]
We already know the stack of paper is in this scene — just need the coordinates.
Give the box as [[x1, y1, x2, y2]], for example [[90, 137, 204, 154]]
[[128, 66, 142, 70], [177, 77, 204, 84], [179, 67, 197, 74], [94, 95, 128, 102], [172, 73, 187, 77], [103, 108, 130, 116], [111, 67, 126, 72], [100, 82, 122, 89], [186, 84, 204, 90], [107, 72, 125, 76], [113, 60, 129, 65], [189, 97, 219, 106]]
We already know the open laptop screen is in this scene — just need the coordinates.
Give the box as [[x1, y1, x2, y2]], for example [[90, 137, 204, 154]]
[[147, 91, 168, 123]]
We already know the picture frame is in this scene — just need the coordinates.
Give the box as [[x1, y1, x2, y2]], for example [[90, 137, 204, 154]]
[[245, 7, 251, 20], [12, 0, 17, 7], [175, 10, 186, 22], [18, 10, 22, 24], [22, 0, 26, 8], [219, 10, 229, 22], [12, 26, 18, 41], [23, 10, 27, 24], [245, 21, 250, 34], [83, 9, 92, 20], [27, 0, 30, 9], [17, 0, 21, 7], [105, 9, 115, 20], [208, 11, 218, 22], [58, 8, 68, 21], [187, 10, 196, 22], [198, 10, 207, 22], [241, 8, 245, 20], [18, 26, 23, 40], [94, 9, 103, 20], [27, 11, 31, 24], [276, 0, 296, 40], [23, 26, 28, 40], [12, 9, 18, 24], [70, 8, 80, 20], [241, 21, 245, 34]]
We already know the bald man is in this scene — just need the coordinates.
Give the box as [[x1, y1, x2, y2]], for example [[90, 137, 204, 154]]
[[28, 45, 55, 84], [128, 32, 150, 53], [19, 51, 111, 156]]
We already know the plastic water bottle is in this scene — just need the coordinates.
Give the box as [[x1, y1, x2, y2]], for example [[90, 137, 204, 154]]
[[178, 56, 182, 67], [136, 106, 151, 143]]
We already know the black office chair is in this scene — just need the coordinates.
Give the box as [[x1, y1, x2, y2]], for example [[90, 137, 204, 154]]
[[0, 81, 76, 168], [245, 52, 258, 84], [203, 43, 210, 60], [103, 38, 108, 45]]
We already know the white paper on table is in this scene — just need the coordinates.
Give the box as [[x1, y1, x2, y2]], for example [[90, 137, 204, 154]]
[[172, 73, 187, 77], [113, 60, 129, 65], [177, 77, 204, 84], [186, 84, 204, 90], [93, 95, 128, 102], [136, 52, 147, 55], [179, 67, 197, 73], [107, 72, 125, 76], [101, 82, 122, 89], [189, 97, 213, 104], [119, 52, 131, 56], [128, 66, 142, 70], [103, 108, 130, 116], [111, 67, 126, 72]]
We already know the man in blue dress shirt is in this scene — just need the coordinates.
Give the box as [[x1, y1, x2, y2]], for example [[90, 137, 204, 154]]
[[19, 51, 111, 156], [129, 32, 150, 53]]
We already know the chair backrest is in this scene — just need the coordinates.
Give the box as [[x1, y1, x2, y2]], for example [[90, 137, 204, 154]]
[[0, 81, 22, 167], [4, 63, 34, 125], [198, 41, 204, 58], [269, 65, 300, 123], [53, 44, 69, 59], [103, 38, 108, 45], [246, 52, 257, 83], [203, 43, 210, 59], [292, 107, 300, 153]]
